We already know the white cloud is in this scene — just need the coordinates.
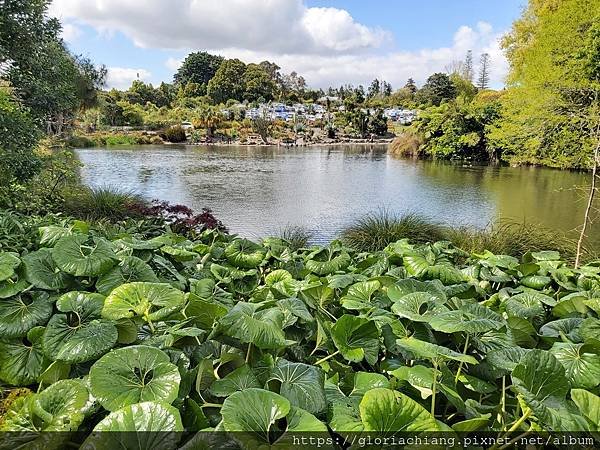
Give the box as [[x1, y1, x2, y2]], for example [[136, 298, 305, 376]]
[[49, 0, 386, 55], [50, 0, 508, 90], [106, 67, 152, 90], [187, 22, 508, 89], [61, 23, 82, 43]]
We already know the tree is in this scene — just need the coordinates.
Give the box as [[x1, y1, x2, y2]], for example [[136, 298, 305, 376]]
[[382, 81, 393, 97], [465, 50, 474, 82], [368, 79, 381, 99], [416, 73, 457, 106], [1, 0, 105, 133], [487, 0, 600, 169], [0, 86, 41, 189], [207, 58, 247, 104], [477, 53, 491, 90], [192, 104, 223, 138], [174, 52, 224, 87], [243, 64, 276, 102], [368, 108, 388, 136], [404, 78, 418, 94]]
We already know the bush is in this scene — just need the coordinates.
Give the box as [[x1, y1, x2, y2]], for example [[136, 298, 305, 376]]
[[62, 186, 147, 221], [277, 225, 313, 251], [389, 131, 423, 157], [341, 211, 446, 252], [444, 219, 593, 263], [162, 125, 187, 143]]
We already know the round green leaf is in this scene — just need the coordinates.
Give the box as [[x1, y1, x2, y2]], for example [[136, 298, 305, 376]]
[[42, 292, 117, 363], [0, 252, 20, 281], [550, 342, 600, 389], [23, 248, 73, 291], [359, 388, 447, 431], [102, 282, 185, 322], [32, 379, 90, 431], [220, 388, 290, 437], [331, 315, 379, 365], [268, 359, 327, 415], [0, 291, 53, 338], [96, 256, 159, 295], [224, 239, 266, 269], [51, 234, 116, 277], [89, 345, 181, 411], [0, 326, 48, 386], [83, 402, 183, 450]]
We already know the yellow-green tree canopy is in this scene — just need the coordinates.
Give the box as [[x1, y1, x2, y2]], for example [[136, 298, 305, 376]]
[[488, 0, 600, 168]]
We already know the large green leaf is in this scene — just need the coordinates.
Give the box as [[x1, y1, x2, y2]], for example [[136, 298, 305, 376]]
[[340, 280, 381, 311], [429, 303, 504, 334], [89, 345, 181, 411], [184, 293, 228, 330], [359, 388, 447, 431], [217, 302, 291, 349], [223, 239, 266, 268], [512, 349, 587, 430], [23, 248, 73, 291], [391, 292, 448, 322], [396, 337, 478, 364], [331, 315, 379, 365], [305, 248, 351, 275], [208, 364, 261, 397], [83, 402, 183, 450], [42, 291, 117, 363], [102, 282, 185, 322], [0, 291, 53, 338], [1, 380, 89, 432], [268, 358, 327, 414], [0, 327, 48, 386], [550, 343, 600, 389], [0, 252, 20, 281], [220, 388, 290, 439], [52, 234, 116, 277], [571, 389, 600, 430], [96, 255, 159, 295], [388, 278, 447, 303]]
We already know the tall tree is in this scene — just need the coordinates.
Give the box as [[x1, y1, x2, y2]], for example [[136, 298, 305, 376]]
[[243, 64, 276, 102], [174, 52, 224, 88], [464, 50, 474, 82], [404, 78, 418, 94], [368, 79, 381, 98], [207, 58, 247, 104], [477, 53, 491, 90], [416, 73, 457, 106]]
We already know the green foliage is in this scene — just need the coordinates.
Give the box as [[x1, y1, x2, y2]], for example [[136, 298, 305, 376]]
[[341, 212, 446, 251], [488, 0, 600, 168], [243, 63, 276, 102], [0, 87, 41, 186], [416, 72, 457, 106], [163, 125, 187, 143], [207, 58, 247, 104], [413, 95, 502, 159], [0, 215, 598, 439], [174, 51, 224, 88], [62, 186, 146, 221]]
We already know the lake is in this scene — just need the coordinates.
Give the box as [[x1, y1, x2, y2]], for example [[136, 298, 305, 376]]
[[76, 145, 599, 245]]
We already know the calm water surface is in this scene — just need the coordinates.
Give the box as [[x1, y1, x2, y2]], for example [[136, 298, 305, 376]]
[[76, 145, 599, 245]]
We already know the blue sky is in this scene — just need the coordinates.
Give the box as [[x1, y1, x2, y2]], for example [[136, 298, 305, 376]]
[[51, 0, 525, 90]]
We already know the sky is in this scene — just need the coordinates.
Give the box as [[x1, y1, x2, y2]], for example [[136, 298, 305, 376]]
[[49, 0, 526, 91]]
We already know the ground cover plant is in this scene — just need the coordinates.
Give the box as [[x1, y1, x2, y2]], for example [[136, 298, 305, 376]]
[[0, 217, 599, 449]]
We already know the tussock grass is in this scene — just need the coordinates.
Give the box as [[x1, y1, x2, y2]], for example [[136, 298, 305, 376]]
[[341, 211, 446, 252], [340, 212, 596, 262], [63, 185, 146, 221], [278, 225, 314, 251], [389, 131, 423, 157]]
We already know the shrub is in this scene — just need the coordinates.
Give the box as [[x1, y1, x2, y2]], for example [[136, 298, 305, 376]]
[[389, 131, 423, 157], [444, 219, 593, 262], [341, 211, 445, 252], [62, 186, 147, 221], [277, 225, 313, 251], [163, 125, 187, 143]]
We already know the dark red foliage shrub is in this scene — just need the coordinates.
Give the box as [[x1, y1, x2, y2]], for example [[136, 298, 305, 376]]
[[128, 200, 227, 235]]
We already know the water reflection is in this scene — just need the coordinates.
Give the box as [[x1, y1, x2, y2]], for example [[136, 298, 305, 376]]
[[76, 145, 599, 245]]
